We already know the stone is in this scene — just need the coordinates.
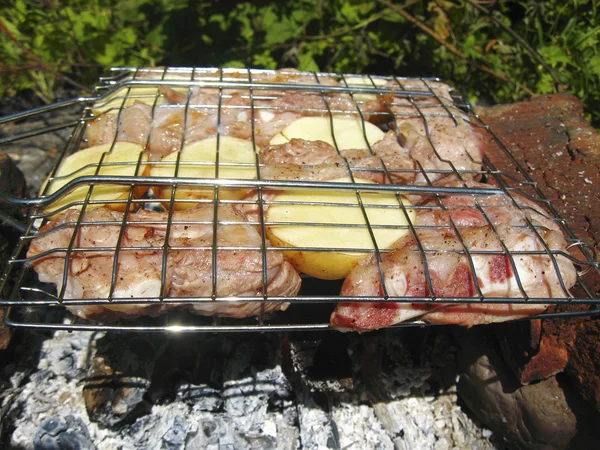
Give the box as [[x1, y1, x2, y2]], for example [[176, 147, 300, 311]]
[[566, 317, 600, 408], [476, 93, 600, 292], [33, 415, 94, 450], [455, 326, 600, 449], [477, 94, 600, 412]]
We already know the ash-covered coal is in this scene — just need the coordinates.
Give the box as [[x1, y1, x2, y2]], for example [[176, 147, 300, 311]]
[[2, 326, 494, 449], [83, 333, 157, 427], [176, 384, 222, 411], [34, 415, 94, 450]]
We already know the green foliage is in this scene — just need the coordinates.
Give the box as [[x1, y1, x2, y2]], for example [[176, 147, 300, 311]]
[[1, 0, 599, 125]]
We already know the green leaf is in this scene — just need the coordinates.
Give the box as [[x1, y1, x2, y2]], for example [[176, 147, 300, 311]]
[[462, 34, 480, 59], [297, 51, 319, 72], [589, 55, 600, 78], [340, 2, 361, 23], [253, 51, 277, 69], [265, 17, 298, 45], [536, 72, 556, 94], [209, 14, 229, 32], [223, 60, 246, 68], [539, 45, 571, 67], [119, 27, 137, 46], [33, 33, 45, 48], [0, 17, 23, 40], [14, 0, 27, 16], [147, 25, 166, 48]]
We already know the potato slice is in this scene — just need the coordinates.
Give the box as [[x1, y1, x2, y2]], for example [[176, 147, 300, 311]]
[[150, 136, 257, 208], [92, 82, 193, 114], [42, 142, 149, 217], [266, 178, 415, 280], [92, 87, 165, 114], [269, 116, 385, 151], [344, 76, 387, 101]]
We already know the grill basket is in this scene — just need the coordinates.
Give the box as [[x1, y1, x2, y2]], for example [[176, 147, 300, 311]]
[[0, 67, 598, 332]]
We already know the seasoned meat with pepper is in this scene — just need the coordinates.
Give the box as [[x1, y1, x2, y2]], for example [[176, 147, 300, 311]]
[[27, 205, 301, 321], [331, 181, 577, 331]]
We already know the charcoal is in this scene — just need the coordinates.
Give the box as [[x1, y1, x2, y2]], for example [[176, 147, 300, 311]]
[[294, 384, 340, 449], [83, 334, 159, 427], [185, 417, 234, 449], [176, 383, 223, 411], [222, 337, 292, 418], [33, 415, 94, 450], [286, 337, 353, 393], [161, 415, 187, 450], [222, 366, 291, 418], [5, 327, 493, 449], [363, 330, 435, 398], [124, 404, 194, 450]]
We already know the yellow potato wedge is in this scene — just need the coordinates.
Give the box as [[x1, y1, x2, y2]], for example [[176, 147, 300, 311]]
[[266, 178, 415, 280], [91, 82, 192, 115], [42, 142, 149, 217], [344, 76, 387, 101], [150, 136, 257, 208], [269, 116, 385, 151], [92, 87, 165, 115]]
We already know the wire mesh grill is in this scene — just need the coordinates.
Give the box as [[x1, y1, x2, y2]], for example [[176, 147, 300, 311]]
[[0, 67, 598, 332]]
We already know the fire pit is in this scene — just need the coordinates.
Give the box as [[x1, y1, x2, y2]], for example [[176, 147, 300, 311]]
[[2, 327, 494, 449]]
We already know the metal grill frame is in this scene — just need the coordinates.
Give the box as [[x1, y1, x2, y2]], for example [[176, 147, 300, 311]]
[[0, 66, 598, 332]]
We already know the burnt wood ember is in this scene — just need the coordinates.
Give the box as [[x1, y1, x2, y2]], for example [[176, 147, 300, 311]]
[[83, 334, 157, 427]]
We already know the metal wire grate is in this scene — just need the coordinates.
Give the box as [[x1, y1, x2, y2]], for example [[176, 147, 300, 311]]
[[0, 67, 598, 332]]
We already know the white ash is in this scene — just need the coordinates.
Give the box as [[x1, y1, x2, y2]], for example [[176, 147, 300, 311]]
[[3, 329, 495, 449], [372, 391, 494, 450], [332, 402, 395, 449]]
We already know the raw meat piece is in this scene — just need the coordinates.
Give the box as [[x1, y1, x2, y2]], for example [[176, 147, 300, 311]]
[[27, 205, 301, 321], [259, 134, 414, 185], [375, 78, 484, 183], [86, 102, 152, 148], [331, 181, 577, 331]]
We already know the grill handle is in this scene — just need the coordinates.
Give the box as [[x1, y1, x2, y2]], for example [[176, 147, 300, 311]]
[[0, 97, 93, 146], [0, 97, 92, 126]]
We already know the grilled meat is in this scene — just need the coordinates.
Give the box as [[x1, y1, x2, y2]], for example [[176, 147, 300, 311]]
[[27, 205, 301, 321], [62, 70, 576, 328], [331, 181, 577, 331], [86, 102, 152, 148], [259, 133, 414, 184]]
